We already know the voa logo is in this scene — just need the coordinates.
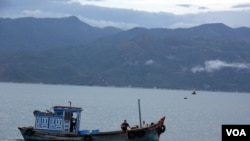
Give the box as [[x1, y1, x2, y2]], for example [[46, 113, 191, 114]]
[[226, 129, 246, 136]]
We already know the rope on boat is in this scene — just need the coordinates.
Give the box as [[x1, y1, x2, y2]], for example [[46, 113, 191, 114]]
[[158, 125, 166, 135]]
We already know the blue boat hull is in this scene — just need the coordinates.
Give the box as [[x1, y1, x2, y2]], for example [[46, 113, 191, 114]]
[[18, 123, 165, 141]]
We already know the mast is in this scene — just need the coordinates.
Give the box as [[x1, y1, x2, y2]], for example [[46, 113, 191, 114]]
[[138, 99, 142, 128]]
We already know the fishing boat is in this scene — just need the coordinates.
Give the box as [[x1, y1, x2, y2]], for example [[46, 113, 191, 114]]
[[18, 101, 166, 141], [192, 88, 196, 95]]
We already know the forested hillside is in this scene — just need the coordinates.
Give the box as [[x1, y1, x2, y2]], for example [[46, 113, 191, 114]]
[[1, 17, 250, 92]]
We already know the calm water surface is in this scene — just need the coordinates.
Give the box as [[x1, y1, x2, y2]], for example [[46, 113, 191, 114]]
[[0, 83, 250, 141]]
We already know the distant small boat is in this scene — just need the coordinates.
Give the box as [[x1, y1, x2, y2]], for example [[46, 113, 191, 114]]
[[192, 89, 196, 95], [18, 102, 166, 141], [184, 97, 188, 99]]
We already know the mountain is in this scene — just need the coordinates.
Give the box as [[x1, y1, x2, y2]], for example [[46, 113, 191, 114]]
[[0, 16, 122, 51], [1, 17, 250, 92]]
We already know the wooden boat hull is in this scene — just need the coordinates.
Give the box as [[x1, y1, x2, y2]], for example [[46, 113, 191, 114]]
[[18, 122, 165, 141]]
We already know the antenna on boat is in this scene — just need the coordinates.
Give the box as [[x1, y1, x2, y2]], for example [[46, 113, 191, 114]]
[[69, 101, 72, 107], [138, 99, 142, 128]]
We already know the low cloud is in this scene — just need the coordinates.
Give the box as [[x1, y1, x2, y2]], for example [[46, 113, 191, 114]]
[[168, 22, 199, 29], [191, 60, 250, 73], [22, 9, 71, 18], [78, 16, 138, 29], [145, 59, 155, 65], [23, 9, 43, 15]]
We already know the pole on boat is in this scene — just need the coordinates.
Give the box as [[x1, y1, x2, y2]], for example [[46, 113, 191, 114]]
[[138, 99, 142, 128], [69, 101, 72, 107]]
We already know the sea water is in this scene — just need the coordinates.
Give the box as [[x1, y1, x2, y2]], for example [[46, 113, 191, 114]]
[[0, 82, 250, 141]]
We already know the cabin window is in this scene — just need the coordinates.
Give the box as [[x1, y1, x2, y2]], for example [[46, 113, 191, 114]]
[[56, 111, 63, 116], [35, 116, 49, 129], [64, 112, 72, 120], [49, 117, 63, 130]]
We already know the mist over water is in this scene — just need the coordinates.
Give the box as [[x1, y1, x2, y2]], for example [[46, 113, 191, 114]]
[[0, 83, 250, 141]]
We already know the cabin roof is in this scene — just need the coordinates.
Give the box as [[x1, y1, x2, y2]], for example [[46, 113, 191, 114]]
[[53, 106, 82, 112]]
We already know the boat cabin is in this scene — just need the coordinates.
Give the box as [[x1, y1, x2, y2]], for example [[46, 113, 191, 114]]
[[33, 106, 82, 133]]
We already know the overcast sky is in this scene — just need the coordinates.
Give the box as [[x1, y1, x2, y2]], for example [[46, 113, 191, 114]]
[[1, 0, 250, 29], [71, 0, 250, 14]]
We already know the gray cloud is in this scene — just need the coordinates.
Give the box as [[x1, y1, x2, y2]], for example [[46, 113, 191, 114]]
[[232, 3, 250, 8], [0, 0, 8, 8], [177, 4, 192, 8], [176, 4, 209, 10], [85, 0, 104, 1], [198, 6, 209, 10], [191, 60, 250, 73]]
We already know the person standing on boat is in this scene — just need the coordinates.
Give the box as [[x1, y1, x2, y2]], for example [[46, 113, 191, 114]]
[[143, 120, 148, 127], [121, 120, 130, 132], [70, 113, 76, 132]]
